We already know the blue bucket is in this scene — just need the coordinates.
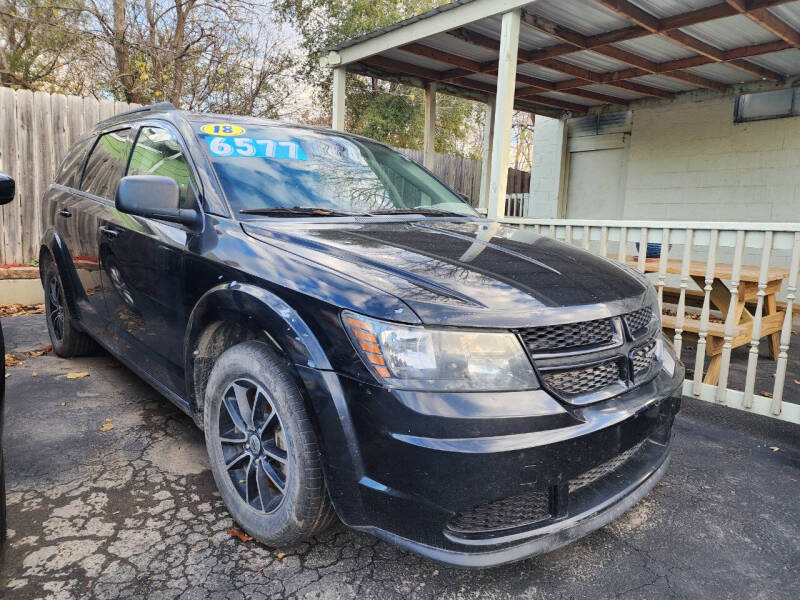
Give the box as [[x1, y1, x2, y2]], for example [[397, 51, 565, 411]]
[[635, 242, 671, 259]]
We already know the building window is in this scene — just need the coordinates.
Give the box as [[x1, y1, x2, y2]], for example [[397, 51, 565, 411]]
[[734, 88, 800, 123]]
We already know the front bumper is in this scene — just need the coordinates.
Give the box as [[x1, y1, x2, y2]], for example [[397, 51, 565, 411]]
[[301, 355, 684, 568]]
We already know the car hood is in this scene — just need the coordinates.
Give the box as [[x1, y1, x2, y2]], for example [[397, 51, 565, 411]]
[[243, 219, 651, 328]]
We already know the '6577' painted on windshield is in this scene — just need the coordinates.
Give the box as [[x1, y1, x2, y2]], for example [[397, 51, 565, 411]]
[[205, 136, 309, 160]]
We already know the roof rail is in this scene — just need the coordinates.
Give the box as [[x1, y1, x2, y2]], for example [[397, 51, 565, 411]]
[[96, 102, 177, 126]]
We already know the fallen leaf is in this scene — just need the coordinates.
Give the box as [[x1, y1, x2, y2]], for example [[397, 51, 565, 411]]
[[227, 528, 253, 543], [61, 402, 67, 406], [31, 371, 37, 377], [257, 566, 265, 574], [761, 391, 773, 398], [66, 371, 89, 379], [794, 379, 800, 386], [4, 353, 23, 367], [0, 303, 45, 317], [770, 446, 780, 452], [100, 422, 114, 432], [23, 344, 52, 358], [276, 552, 286, 559]]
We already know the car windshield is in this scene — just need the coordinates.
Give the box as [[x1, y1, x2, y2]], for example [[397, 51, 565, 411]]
[[193, 122, 478, 218]]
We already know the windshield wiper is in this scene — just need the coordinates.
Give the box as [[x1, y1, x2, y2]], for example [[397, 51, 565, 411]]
[[239, 206, 370, 217], [371, 207, 471, 217]]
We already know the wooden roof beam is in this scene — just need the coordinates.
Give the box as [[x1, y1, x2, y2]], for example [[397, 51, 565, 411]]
[[726, 1, 800, 47]]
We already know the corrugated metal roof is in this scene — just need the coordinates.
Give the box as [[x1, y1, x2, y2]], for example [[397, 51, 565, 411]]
[[332, 0, 800, 115], [747, 49, 800, 76], [530, 0, 631, 35], [687, 62, 762, 84], [613, 36, 697, 62], [684, 14, 779, 48]]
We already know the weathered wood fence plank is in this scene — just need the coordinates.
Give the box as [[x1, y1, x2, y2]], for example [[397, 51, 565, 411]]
[[0, 89, 138, 265]]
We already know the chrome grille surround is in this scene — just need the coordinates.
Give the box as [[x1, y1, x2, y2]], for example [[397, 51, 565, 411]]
[[446, 489, 551, 534], [524, 305, 663, 405]]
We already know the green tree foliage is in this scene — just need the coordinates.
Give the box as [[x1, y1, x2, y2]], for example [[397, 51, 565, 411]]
[[0, 0, 92, 91], [275, 0, 482, 156]]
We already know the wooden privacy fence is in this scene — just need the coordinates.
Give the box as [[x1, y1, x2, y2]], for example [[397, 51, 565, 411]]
[[502, 217, 800, 425], [0, 87, 138, 265]]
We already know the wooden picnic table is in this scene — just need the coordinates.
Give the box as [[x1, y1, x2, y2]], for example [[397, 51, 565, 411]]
[[625, 257, 790, 384]]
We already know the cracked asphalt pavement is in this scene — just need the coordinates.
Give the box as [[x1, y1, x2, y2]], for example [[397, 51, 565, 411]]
[[1, 312, 799, 599]]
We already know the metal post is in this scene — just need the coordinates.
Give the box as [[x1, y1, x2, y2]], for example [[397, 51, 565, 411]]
[[423, 82, 437, 169], [332, 66, 346, 131], [487, 9, 521, 219]]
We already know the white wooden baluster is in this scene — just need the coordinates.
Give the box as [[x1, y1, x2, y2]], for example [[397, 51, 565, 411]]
[[694, 229, 719, 397], [673, 229, 694, 357], [535, 223, 541, 234], [770, 232, 800, 415], [637, 227, 648, 273], [656, 229, 670, 313], [617, 227, 627, 263], [549, 224, 556, 238], [716, 231, 746, 405], [743, 231, 774, 409], [583, 225, 590, 251], [565, 225, 573, 245], [600, 226, 609, 258]]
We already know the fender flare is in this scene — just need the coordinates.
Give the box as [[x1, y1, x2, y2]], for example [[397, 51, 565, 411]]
[[183, 282, 367, 512], [39, 227, 86, 318]]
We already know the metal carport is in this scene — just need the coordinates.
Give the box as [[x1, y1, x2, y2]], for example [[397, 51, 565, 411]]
[[320, 0, 800, 218]]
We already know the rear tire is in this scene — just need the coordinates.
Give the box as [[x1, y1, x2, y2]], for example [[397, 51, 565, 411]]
[[42, 258, 96, 357], [204, 341, 335, 547]]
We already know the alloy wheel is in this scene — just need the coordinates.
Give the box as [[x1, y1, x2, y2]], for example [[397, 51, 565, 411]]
[[47, 275, 65, 342], [218, 378, 289, 514]]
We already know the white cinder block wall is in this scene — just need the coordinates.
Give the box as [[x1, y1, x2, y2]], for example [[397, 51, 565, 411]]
[[531, 95, 800, 222], [625, 96, 800, 222]]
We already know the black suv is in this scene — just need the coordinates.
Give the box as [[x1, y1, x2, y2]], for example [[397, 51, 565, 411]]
[[40, 103, 683, 567]]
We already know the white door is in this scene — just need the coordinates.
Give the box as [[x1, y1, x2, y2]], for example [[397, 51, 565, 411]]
[[566, 147, 627, 219]]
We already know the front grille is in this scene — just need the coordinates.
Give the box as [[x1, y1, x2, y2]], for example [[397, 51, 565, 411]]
[[541, 360, 621, 397], [624, 307, 652, 336], [569, 441, 645, 492], [519, 318, 614, 354], [632, 339, 658, 375], [447, 489, 551, 533]]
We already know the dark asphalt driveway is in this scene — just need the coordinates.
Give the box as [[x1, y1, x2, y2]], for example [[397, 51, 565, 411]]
[[1, 313, 799, 599]]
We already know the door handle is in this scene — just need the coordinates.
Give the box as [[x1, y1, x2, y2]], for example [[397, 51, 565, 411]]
[[100, 226, 119, 239], [58, 208, 72, 218]]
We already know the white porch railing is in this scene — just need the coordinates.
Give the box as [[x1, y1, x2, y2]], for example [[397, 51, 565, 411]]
[[500, 218, 800, 425], [504, 193, 530, 217]]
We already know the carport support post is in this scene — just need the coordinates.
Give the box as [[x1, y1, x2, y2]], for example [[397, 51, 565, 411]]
[[487, 9, 521, 219], [479, 96, 496, 211], [332, 66, 346, 131], [423, 82, 437, 169]]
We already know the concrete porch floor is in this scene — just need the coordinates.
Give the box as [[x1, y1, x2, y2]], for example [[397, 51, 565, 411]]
[[1, 313, 799, 599]]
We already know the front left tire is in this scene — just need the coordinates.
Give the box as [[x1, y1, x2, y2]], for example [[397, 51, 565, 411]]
[[203, 340, 335, 547]]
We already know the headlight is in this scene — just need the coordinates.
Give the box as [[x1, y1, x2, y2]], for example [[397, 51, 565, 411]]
[[342, 312, 539, 392]]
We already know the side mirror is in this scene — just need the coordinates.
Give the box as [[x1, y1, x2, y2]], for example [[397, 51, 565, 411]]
[[0, 173, 15, 206], [116, 175, 199, 227]]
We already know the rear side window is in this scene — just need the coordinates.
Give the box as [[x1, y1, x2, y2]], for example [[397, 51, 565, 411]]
[[55, 136, 93, 188], [127, 126, 197, 209], [81, 129, 131, 199]]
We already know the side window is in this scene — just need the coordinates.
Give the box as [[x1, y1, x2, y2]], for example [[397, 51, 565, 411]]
[[127, 126, 197, 209], [55, 136, 93, 188], [81, 129, 131, 199]]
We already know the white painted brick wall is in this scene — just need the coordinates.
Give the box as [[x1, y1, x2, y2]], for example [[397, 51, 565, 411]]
[[624, 96, 800, 222], [529, 116, 565, 218]]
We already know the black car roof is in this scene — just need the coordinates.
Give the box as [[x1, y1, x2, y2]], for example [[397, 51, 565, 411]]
[[92, 102, 368, 144]]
